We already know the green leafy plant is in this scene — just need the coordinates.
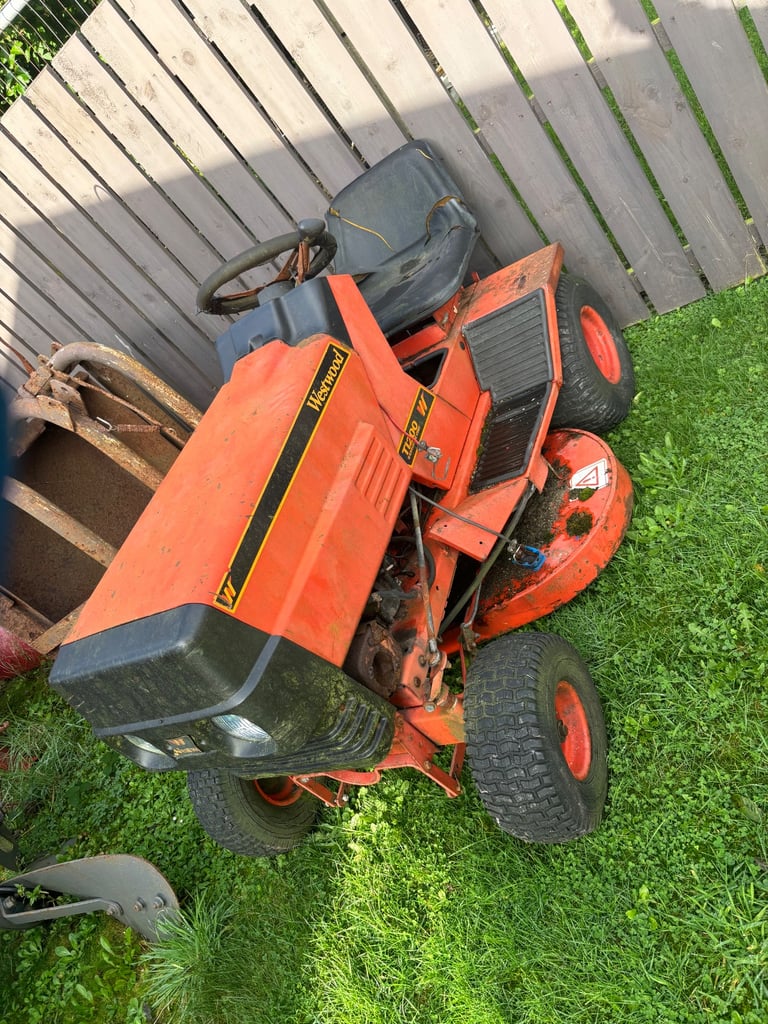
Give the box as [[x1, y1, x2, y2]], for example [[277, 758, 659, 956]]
[[0, 0, 97, 112]]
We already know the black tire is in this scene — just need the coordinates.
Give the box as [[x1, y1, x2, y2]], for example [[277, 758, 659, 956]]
[[464, 632, 607, 843], [552, 275, 635, 434], [187, 769, 319, 857]]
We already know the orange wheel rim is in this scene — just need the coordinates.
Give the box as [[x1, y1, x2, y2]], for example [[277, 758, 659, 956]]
[[580, 306, 622, 384], [554, 681, 592, 781], [252, 777, 303, 807]]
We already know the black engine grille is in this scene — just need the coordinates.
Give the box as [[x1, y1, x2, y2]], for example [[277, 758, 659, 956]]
[[463, 289, 553, 492]]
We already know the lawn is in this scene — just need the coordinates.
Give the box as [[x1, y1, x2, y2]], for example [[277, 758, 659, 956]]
[[1, 274, 767, 1023]]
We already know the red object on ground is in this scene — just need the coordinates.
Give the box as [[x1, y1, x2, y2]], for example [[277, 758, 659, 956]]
[[0, 626, 42, 680]]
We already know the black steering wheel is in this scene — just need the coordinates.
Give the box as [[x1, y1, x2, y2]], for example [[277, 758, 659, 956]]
[[197, 218, 337, 316]]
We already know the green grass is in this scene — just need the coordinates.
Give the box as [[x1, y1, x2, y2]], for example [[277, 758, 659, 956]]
[[2, 276, 768, 1022]]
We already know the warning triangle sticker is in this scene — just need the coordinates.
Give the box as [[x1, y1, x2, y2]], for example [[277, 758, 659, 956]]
[[569, 458, 609, 491]]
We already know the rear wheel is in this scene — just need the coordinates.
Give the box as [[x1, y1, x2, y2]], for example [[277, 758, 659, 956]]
[[552, 275, 635, 433], [187, 769, 319, 857], [464, 632, 607, 843]]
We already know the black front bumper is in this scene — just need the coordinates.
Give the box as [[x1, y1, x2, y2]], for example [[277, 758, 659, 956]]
[[50, 604, 395, 776]]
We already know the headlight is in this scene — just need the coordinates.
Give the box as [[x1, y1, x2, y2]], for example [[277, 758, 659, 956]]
[[124, 734, 164, 755], [120, 733, 175, 771], [212, 715, 272, 743]]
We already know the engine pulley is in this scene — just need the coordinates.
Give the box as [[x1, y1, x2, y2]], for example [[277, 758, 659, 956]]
[[343, 621, 403, 699]]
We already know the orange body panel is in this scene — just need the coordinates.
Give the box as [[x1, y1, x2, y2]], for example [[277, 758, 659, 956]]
[[328, 277, 472, 488], [420, 246, 562, 558], [459, 244, 564, 329], [68, 329, 413, 667]]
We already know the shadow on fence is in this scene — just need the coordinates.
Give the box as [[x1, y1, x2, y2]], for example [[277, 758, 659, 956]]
[[1, 0, 767, 404]]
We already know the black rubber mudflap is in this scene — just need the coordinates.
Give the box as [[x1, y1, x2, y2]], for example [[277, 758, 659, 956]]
[[463, 290, 553, 491]]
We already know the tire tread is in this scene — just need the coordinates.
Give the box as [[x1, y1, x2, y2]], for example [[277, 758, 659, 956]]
[[552, 276, 635, 434], [464, 633, 607, 843], [187, 768, 318, 857]]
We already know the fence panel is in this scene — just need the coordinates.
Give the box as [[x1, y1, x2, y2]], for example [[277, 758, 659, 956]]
[[403, 0, 648, 323], [569, 0, 763, 291], [0, 248, 102, 353], [654, 0, 768, 244], [0, 132, 220, 400], [482, 0, 707, 312], [49, 41, 258, 274], [25, 70, 245, 289], [182, 0, 366, 196], [0, 209, 135, 351], [321, 0, 544, 264], [110, 0, 331, 212], [1, 0, 768, 401], [0, 294, 43, 392], [250, 0, 408, 164], [752, 1, 768, 51], [3, 101, 224, 351], [81, 3, 292, 250]]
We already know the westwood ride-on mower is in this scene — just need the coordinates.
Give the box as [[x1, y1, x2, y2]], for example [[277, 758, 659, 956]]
[[49, 140, 635, 857]]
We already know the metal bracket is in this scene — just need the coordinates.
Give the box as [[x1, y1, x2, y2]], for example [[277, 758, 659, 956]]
[[0, 855, 179, 941]]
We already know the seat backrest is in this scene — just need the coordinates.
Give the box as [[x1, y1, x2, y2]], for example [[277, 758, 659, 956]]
[[328, 140, 470, 275]]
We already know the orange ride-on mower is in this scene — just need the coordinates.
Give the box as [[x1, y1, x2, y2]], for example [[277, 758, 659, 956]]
[[49, 141, 634, 856]]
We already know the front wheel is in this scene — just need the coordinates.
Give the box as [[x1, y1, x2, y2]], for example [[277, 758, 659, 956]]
[[187, 769, 319, 857], [552, 275, 635, 434], [464, 632, 608, 843]]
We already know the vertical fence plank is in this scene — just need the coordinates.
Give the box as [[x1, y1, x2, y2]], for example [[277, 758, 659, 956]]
[[52, 41, 262, 276], [0, 345, 27, 392], [320, 0, 543, 265], [3, 100, 224, 350], [0, 227, 121, 353], [0, 315, 38, 375], [0, 261, 91, 353], [253, 0, 408, 164], [750, 2, 768, 53], [0, 178, 217, 407], [112, 0, 330, 215], [26, 70, 242, 293], [404, 0, 648, 324], [0, 292, 59, 363], [183, 0, 365, 196], [481, 0, 705, 312], [0, 135, 218, 375], [654, 0, 768, 246], [81, 3, 294, 247], [568, 0, 763, 290]]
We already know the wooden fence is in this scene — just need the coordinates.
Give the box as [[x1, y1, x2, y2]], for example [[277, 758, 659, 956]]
[[2, 0, 768, 406]]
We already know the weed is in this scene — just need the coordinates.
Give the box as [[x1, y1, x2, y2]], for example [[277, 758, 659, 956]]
[[140, 900, 236, 1022]]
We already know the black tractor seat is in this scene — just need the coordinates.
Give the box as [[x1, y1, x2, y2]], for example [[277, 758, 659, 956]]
[[327, 139, 479, 336], [215, 140, 479, 380]]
